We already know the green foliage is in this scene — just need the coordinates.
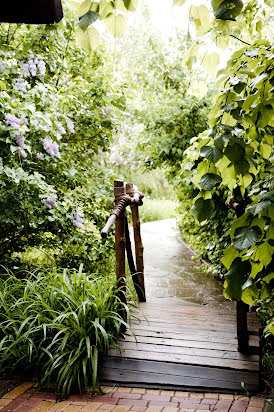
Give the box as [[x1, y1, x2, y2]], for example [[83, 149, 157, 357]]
[[185, 41, 274, 326], [0, 15, 126, 272], [139, 199, 178, 223], [0, 266, 131, 399], [75, 0, 139, 48]]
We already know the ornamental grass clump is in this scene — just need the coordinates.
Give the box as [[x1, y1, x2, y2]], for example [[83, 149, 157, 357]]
[[0, 265, 130, 399]]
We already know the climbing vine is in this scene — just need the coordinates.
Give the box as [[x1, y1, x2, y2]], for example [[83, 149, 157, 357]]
[[185, 41, 274, 334]]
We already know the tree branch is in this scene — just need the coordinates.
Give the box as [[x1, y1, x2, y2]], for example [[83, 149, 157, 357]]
[[230, 34, 251, 46]]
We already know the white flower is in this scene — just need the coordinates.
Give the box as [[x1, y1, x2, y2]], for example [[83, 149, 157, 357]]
[[42, 137, 61, 159], [17, 148, 27, 158], [5, 114, 24, 129], [72, 209, 84, 229], [55, 122, 66, 135], [14, 134, 27, 149], [43, 195, 58, 209], [37, 152, 44, 160], [14, 78, 27, 93], [66, 120, 75, 134]]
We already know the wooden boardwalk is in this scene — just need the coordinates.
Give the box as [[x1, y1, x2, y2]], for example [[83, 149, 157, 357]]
[[100, 302, 261, 394]]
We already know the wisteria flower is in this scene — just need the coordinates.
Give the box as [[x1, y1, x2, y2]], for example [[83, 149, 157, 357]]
[[55, 121, 66, 135], [14, 134, 27, 149], [37, 152, 44, 160], [67, 120, 75, 134], [42, 137, 61, 159], [0, 60, 4, 72], [17, 148, 27, 158], [43, 195, 58, 209], [14, 78, 27, 93], [5, 114, 24, 130], [72, 209, 84, 229]]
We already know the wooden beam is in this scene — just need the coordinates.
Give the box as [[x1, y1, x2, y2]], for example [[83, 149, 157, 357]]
[[114, 180, 127, 328]]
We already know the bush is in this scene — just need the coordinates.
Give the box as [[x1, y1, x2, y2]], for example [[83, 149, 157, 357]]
[[0, 266, 131, 399], [0, 12, 124, 272]]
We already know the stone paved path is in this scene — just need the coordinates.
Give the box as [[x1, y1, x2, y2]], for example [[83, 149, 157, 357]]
[[0, 383, 266, 412]]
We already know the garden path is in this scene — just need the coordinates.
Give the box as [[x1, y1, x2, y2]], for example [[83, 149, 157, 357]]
[[140, 218, 228, 308], [100, 219, 261, 394]]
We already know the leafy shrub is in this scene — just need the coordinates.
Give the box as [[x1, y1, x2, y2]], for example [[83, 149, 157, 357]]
[[0, 266, 131, 399], [185, 41, 274, 331], [0, 12, 125, 272]]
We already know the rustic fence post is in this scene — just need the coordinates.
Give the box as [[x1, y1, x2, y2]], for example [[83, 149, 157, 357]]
[[114, 180, 127, 326], [237, 300, 249, 352], [126, 183, 146, 302]]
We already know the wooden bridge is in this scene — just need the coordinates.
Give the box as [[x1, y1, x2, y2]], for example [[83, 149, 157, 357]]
[[100, 180, 261, 394]]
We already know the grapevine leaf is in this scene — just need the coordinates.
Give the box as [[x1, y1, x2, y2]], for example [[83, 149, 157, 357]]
[[78, 0, 92, 16], [234, 82, 246, 94], [224, 142, 245, 163], [78, 11, 100, 31], [122, 0, 138, 11], [199, 173, 221, 191], [191, 198, 215, 222], [105, 13, 127, 37], [202, 53, 220, 74], [259, 143, 272, 159], [259, 190, 274, 202], [254, 241, 273, 267], [99, 0, 115, 18], [247, 201, 272, 216], [233, 226, 262, 251], [241, 285, 259, 305], [213, 0, 243, 20], [75, 26, 100, 51], [221, 245, 239, 269], [200, 146, 222, 163], [224, 258, 251, 300]]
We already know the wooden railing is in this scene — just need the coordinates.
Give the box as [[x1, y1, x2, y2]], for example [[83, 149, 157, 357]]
[[101, 180, 146, 322]]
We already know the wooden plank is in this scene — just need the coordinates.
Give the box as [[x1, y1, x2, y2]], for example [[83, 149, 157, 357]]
[[100, 368, 259, 392], [108, 349, 259, 371], [131, 320, 239, 335], [113, 341, 259, 362], [133, 314, 260, 329], [123, 334, 242, 351], [102, 357, 259, 384], [125, 328, 259, 347]]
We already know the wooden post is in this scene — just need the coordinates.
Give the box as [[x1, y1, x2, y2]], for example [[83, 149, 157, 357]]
[[237, 300, 249, 352], [126, 183, 146, 303], [114, 180, 127, 327]]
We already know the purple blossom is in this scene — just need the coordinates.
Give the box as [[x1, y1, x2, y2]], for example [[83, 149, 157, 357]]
[[43, 195, 58, 209], [66, 120, 75, 134], [37, 60, 46, 76], [55, 122, 66, 135], [14, 78, 27, 93], [37, 152, 44, 160], [24, 59, 37, 76], [5, 114, 24, 129], [14, 134, 27, 149], [17, 148, 27, 158], [42, 137, 61, 159], [0, 60, 4, 72], [72, 209, 84, 229]]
